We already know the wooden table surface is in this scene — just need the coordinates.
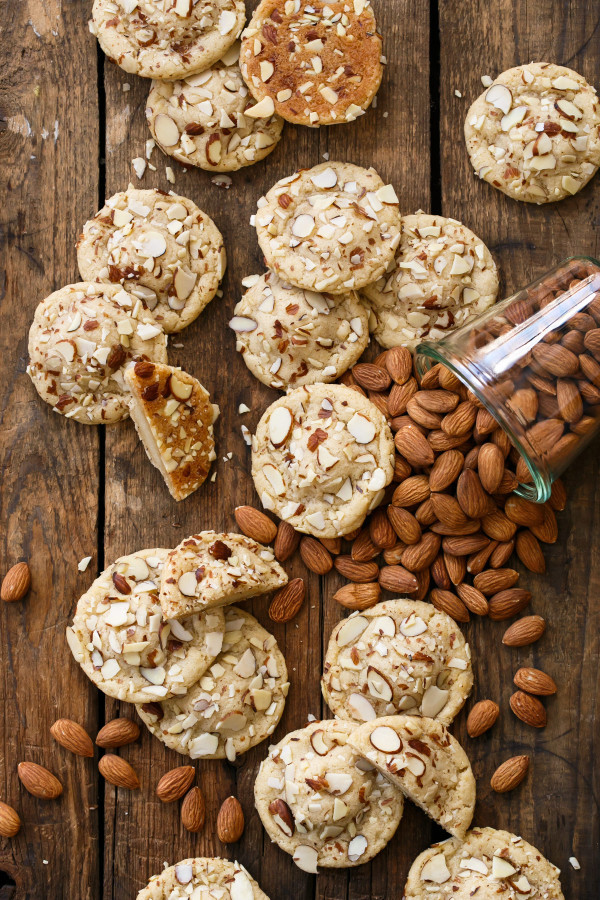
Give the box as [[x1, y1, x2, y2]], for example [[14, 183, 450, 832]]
[[1, 0, 599, 897]]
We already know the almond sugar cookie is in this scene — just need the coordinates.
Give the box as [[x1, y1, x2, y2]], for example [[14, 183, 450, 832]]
[[136, 857, 269, 900]]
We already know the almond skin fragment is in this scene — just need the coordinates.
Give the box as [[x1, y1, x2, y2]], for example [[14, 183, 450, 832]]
[[50, 719, 94, 757], [217, 796, 244, 843], [466, 700, 499, 737], [491, 755, 530, 792], [1, 562, 31, 602], [181, 786, 206, 833], [513, 667, 557, 696], [96, 718, 140, 749]]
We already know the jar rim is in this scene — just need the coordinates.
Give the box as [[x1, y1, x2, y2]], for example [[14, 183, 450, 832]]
[[415, 343, 552, 503]]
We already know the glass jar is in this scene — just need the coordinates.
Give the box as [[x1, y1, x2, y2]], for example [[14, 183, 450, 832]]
[[415, 256, 600, 502]]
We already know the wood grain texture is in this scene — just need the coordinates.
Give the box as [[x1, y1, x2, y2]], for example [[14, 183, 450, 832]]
[[0, 0, 101, 897], [0, 0, 599, 897]]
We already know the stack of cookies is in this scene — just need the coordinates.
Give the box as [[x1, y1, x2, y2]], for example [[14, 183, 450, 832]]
[[27, 186, 228, 500], [67, 532, 290, 763]]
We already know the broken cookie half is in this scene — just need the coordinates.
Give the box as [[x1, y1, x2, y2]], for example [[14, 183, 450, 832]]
[[125, 361, 218, 501]]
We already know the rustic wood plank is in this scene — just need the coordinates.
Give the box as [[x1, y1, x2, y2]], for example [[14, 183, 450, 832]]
[[0, 1, 101, 897], [440, 2, 600, 896]]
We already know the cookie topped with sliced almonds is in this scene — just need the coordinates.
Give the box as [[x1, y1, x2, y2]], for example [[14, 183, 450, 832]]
[[77, 187, 226, 333], [146, 45, 284, 172], [27, 282, 167, 425], [349, 715, 475, 839], [254, 162, 401, 294], [66, 548, 226, 704], [361, 213, 499, 349], [404, 827, 565, 899], [159, 531, 288, 619], [137, 857, 270, 900], [125, 361, 219, 501], [136, 607, 289, 761], [240, 0, 383, 127], [321, 599, 473, 726], [91, 0, 246, 81], [464, 62, 600, 204], [254, 718, 404, 872], [230, 271, 369, 390], [251, 383, 395, 539]]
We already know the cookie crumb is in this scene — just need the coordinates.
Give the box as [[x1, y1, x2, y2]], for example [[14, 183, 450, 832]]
[[78, 556, 92, 572], [132, 157, 146, 179], [238, 403, 250, 414], [454, 89, 462, 97], [165, 166, 175, 184], [569, 857, 580, 870], [481, 74, 493, 87]]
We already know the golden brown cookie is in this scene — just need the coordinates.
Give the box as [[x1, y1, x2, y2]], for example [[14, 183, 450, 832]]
[[240, 0, 383, 127]]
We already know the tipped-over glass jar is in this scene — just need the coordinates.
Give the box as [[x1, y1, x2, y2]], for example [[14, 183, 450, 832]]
[[416, 256, 600, 502]]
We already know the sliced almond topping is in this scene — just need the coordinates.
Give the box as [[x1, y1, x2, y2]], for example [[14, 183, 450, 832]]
[[370, 725, 402, 753], [269, 406, 293, 447], [485, 83, 512, 114], [336, 615, 368, 646], [154, 114, 180, 147]]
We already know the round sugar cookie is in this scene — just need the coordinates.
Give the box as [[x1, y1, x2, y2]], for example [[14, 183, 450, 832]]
[[254, 162, 401, 294], [136, 857, 269, 900], [404, 827, 565, 899], [254, 719, 404, 872], [77, 187, 226, 334], [27, 282, 167, 425], [251, 383, 395, 539], [361, 213, 499, 349], [66, 548, 226, 704], [321, 599, 473, 726], [240, 0, 383, 127], [136, 606, 289, 761], [91, 0, 246, 81], [348, 714, 476, 839], [229, 271, 369, 390], [146, 47, 284, 172], [464, 62, 600, 204]]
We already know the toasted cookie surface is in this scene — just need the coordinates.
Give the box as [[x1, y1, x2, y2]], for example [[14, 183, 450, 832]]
[[254, 162, 401, 294], [322, 599, 473, 725], [136, 857, 269, 900], [159, 531, 288, 619], [77, 187, 226, 333], [230, 271, 369, 389], [464, 62, 600, 203], [146, 47, 284, 171], [136, 607, 288, 761], [349, 714, 476, 839], [125, 362, 218, 501], [254, 719, 404, 871], [240, 0, 382, 127], [252, 383, 395, 538], [27, 282, 167, 425], [91, 0, 246, 81], [361, 213, 499, 349], [404, 827, 565, 899], [66, 549, 226, 704]]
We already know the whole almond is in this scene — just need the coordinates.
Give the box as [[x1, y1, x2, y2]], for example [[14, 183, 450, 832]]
[[98, 754, 140, 789], [1, 562, 31, 603], [414, 389, 459, 414], [50, 719, 94, 757], [269, 578, 305, 623], [378, 565, 419, 593], [334, 556, 379, 583], [510, 691, 546, 728], [488, 588, 532, 621], [385, 346, 414, 385], [489, 540, 515, 568], [388, 378, 418, 416], [507, 388, 538, 423], [504, 495, 545, 527], [387, 506, 421, 545], [530, 505, 558, 544], [156, 766, 195, 802], [320, 537, 341, 555], [300, 537, 332, 575], [420, 362, 442, 388], [491, 755, 530, 793], [0, 801, 21, 837], [431, 493, 468, 529], [548, 478, 567, 511], [395, 426, 435, 467], [430, 554, 451, 590], [430, 588, 470, 623], [17, 762, 63, 799], [481, 508, 517, 543], [466, 699, 499, 737], [515, 530, 546, 573], [513, 667, 557, 696], [274, 521, 300, 562], [352, 363, 391, 392], [441, 400, 477, 436], [428, 429, 468, 452], [438, 365, 461, 391], [428, 450, 464, 492], [456, 583, 489, 616], [414, 567, 430, 601], [466, 540, 499, 575], [217, 796, 244, 843], [475, 406, 497, 435], [583, 327, 600, 355], [502, 615, 546, 647], [333, 582, 381, 610], [181, 786, 206, 833], [477, 443, 505, 493], [556, 379, 583, 423], [473, 568, 520, 596], [456, 469, 490, 519], [444, 552, 466, 585], [579, 352, 600, 386], [96, 718, 140, 749], [532, 342, 579, 376], [392, 475, 430, 507], [351, 529, 381, 562], [383, 543, 407, 565], [415, 498, 438, 527], [369, 509, 397, 549], [526, 418, 565, 454], [234, 506, 277, 544], [406, 397, 443, 430], [401, 532, 441, 572], [442, 534, 489, 557]]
